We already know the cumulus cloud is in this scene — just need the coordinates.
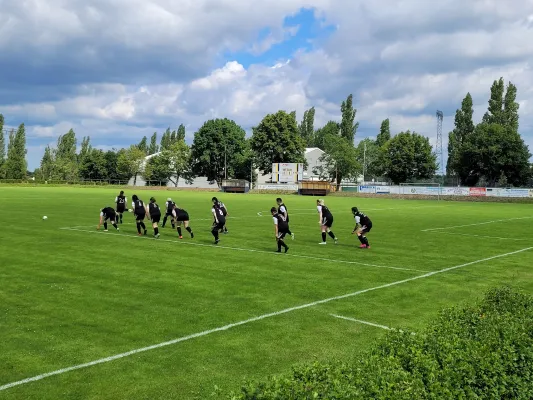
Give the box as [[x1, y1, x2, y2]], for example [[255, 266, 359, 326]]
[[0, 0, 532, 169]]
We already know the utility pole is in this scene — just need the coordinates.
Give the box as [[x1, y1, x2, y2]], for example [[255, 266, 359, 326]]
[[363, 141, 366, 182], [224, 144, 227, 179]]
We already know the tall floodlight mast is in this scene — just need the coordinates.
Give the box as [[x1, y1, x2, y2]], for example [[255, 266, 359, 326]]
[[436, 110, 444, 176]]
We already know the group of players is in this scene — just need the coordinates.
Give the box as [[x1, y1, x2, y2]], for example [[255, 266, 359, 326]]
[[98, 191, 374, 251]]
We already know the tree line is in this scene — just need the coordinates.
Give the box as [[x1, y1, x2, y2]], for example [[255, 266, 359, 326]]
[[0, 77, 530, 187]]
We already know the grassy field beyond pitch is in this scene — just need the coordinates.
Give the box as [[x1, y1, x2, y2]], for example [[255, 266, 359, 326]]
[[1, 187, 532, 399]]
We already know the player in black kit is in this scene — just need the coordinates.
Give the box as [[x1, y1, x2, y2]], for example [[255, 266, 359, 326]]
[[211, 201, 226, 244], [172, 204, 194, 239], [317, 199, 338, 245], [97, 206, 119, 232], [276, 197, 294, 240], [147, 197, 161, 238], [211, 197, 228, 233], [351, 207, 372, 248], [161, 197, 176, 228], [114, 191, 127, 224], [131, 195, 148, 236], [271, 207, 289, 253]]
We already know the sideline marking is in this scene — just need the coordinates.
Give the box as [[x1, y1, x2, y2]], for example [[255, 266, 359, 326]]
[[428, 231, 530, 241], [58, 227, 423, 272], [330, 314, 391, 330], [1, 246, 531, 392], [421, 216, 533, 232]]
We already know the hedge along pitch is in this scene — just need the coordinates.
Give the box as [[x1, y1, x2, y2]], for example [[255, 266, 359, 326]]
[[222, 287, 533, 400]]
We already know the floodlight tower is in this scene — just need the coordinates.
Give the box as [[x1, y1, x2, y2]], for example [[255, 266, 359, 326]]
[[436, 110, 444, 176]]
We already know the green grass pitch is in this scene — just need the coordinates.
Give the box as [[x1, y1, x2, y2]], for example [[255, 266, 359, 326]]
[[1, 187, 532, 399]]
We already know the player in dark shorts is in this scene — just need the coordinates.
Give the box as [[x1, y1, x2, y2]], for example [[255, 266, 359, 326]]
[[276, 197, 294, 240], [351, 207, 373, 249], [162, 197, 176, 228], [316, 199, 338, 245], [147, 197, 161, 238], [211, 197, 228, 233], [211, 201, 226, 244], [114, 191, 127, 223], [271, 207, 289, 253], [131, 195, 147, 236], [172, 204, 194, 239], [97, 206, 119, 232]]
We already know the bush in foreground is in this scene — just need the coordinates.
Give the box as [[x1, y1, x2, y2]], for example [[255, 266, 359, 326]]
[[222, 287, 533, 399]]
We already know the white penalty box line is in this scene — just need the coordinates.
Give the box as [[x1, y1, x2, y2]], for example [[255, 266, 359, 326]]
[[421, 216, 533, 232], [58, 227, 424, 273], [1, 246, 530, 392]]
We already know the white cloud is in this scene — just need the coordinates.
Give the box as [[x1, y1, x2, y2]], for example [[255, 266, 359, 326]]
[[1, 0, 532, 170]]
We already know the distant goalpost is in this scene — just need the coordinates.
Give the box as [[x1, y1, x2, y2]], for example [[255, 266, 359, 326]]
[[398, 183, 442, 200]]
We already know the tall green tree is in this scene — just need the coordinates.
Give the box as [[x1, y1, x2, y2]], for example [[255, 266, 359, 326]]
[[117, 145, 145, 185], [314, 121, 340, 150], [145, 140, 193, 186], [459, 122, 530, 187], [447, 93, 475, 184], [53, 129, 78, 180], [191, 118, 247, 184], [4, 123, 27, 179], [298, 107, 315, 147], [482, 77, 505, 125], [381, 131, 437, 184], [39, 146, 54, 180], [376, 118, 391, 147], [104, 150, 123, 182], [137, 136, 149, 155], [250, 110, 306, 175], [177, 124, 186, 141], [503, 81, 519, 132], [314, 135, 361, 188], [79, 148, 107, 180], [148, 132, 159, 155], [340, 94, 359, 144], [160, 128, 171, 150], [0, 114, 5, 178]]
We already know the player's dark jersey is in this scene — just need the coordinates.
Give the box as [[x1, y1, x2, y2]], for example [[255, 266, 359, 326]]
[[320, 205, 333, 219], [173, 207, 189, 221], [212, 205, 226, 224], [133, 199, 145, 215], [101, 207, 116, 219], [166, 201, 175, 214], [115, 195, 126, 211], [273, 212, 289, 232], [216, 201, 227, 216], [355, 212, 371, 226], [278, 203, 289, 222], [149, 202, 161, 217]]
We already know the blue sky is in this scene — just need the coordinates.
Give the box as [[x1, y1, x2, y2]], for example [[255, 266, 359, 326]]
[[0, 0, 532, 170]]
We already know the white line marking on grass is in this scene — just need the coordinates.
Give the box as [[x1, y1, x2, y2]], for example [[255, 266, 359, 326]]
[[429, 231, 531, 241], [421, 216, 533, 232], [1, 246, 530, 392], [330, 314, 391, 330], [58, 227, 423, 272]]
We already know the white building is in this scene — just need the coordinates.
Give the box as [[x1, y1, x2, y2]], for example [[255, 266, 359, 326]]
[[127, 152, 219, 189], [255, 147, 328, 184]]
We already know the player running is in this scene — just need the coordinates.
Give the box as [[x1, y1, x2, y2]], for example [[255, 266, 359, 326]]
[[211, 201, 226, 244], [131, 195, 148, 236], [172, 204, 194, 239], [114, 190, 127, 224], [317, 199, 338, 245], [97, 206, 120, 232], [146, 197, 161, 238], [276, 197, 294, 240], [161, 197, 176, 228], [351, 207, 372, 248], [211, 197, 228, 233], [271, 207, 289, 253]]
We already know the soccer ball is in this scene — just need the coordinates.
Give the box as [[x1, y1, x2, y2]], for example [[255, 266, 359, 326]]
[[42, 216, 48, 220]]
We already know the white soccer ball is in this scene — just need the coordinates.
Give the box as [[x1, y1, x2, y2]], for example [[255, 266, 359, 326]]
[[42, 216, 48, 220]]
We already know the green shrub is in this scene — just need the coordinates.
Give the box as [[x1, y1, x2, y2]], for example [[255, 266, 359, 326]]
[[222, 287, 533, 399]]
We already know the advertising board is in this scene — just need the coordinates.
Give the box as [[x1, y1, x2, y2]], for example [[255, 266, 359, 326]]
[[358, 185, 376, 193], [271, 163, 304, 183], [469, 187, 486, 196], [443, 187, 470, 196], [376, 186, 391, 194], [405, 187, 441, 195]]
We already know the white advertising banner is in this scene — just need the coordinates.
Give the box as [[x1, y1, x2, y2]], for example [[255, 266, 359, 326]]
[[486, 188, 530, 198], [358, 185, 376, 193], [376, 186, 391, 194], [258, 184, 298, 191], [403, 186, 441, 195], [443, 187, 470, 196]]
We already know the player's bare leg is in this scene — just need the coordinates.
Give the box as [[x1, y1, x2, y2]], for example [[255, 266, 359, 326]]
[[183, 220, 194, 238]]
